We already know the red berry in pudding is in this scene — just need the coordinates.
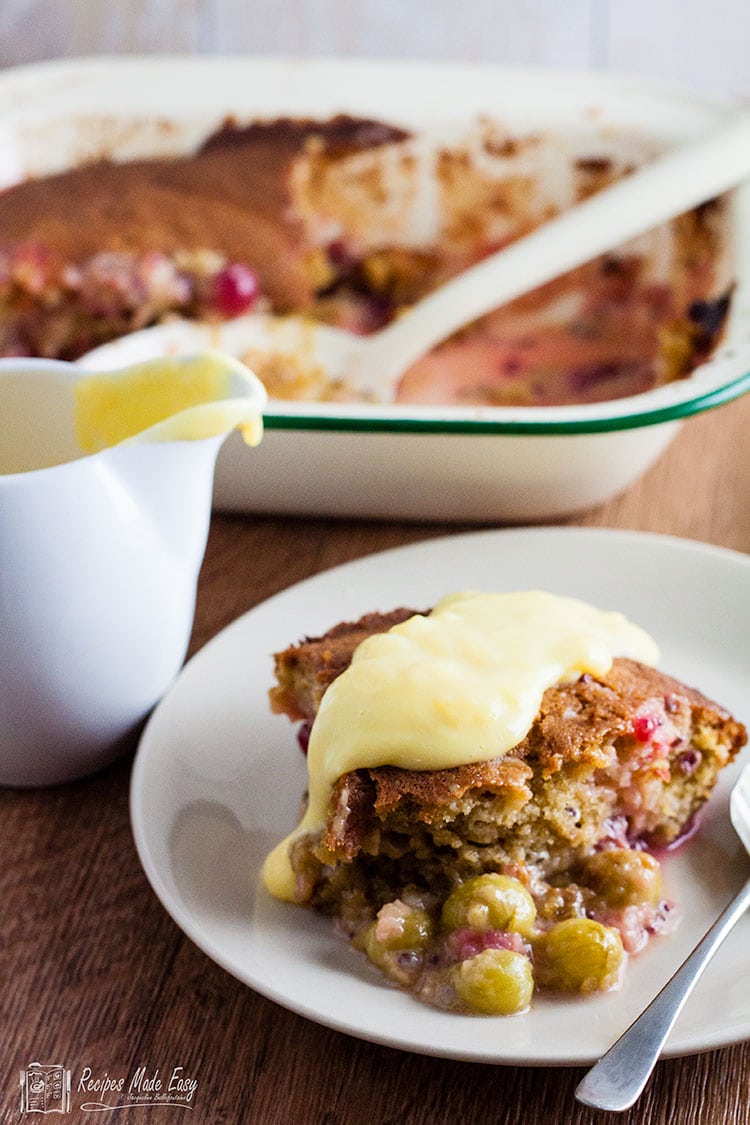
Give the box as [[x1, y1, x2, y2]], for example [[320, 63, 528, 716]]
[[209, 262, 260, 317], [632, 709, 662, 743]]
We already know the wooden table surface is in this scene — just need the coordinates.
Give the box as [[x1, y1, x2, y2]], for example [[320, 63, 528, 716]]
[[3, 392, 750, 1125]]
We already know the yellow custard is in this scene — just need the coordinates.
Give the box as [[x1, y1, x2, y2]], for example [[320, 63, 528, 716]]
[[263, 590, 659, 901], [74, 352, 263, 452]]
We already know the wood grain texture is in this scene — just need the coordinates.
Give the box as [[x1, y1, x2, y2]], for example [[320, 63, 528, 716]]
[[1, 393, 749, 1125]]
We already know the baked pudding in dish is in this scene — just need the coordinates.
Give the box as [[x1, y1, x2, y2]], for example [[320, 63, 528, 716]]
[[0, 114, 734, 407], [263, 592, 746, 1015]]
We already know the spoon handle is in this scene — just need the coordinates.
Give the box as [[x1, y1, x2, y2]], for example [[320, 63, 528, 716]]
[[575, 876, 750, 1113], [371, 111, 750, 383]]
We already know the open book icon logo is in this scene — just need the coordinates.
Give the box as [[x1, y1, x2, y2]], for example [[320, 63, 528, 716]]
[[20, 1064, 71, 1115]]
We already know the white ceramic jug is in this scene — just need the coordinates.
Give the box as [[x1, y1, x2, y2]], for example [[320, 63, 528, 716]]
[[0, 351, 266, 786]]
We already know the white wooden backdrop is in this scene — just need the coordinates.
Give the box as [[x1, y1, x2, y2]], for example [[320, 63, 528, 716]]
[[0, 0, 748, 96]]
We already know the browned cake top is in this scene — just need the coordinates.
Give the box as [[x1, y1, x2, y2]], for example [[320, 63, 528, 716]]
[[271, 606, 732, 731], [0, 115, 408, 310], [322, 657, 744, 853], [270, 607, 420, 721], [272, 607, 746, 859]]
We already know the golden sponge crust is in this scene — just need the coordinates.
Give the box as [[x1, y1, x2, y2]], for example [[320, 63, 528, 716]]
[[271, 608, 746, 908]]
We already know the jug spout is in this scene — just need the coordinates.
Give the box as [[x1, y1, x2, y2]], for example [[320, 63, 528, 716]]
[[73, 350, 267, 452], [0, 350, 267, 477], [71, 349, 268, 600]]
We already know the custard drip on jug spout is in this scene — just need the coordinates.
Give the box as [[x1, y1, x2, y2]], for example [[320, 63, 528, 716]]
[[73, 351, 265, 453]]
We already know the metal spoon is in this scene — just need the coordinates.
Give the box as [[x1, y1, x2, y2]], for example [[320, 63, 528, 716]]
[[576, 762, 750, 1113], [81, 113, 750, 401]]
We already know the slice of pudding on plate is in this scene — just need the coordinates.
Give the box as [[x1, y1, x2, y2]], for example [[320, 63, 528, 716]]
[[263, 591, 746, 1014]]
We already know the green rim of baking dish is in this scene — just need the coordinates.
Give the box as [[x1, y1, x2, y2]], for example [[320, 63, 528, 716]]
[[263, 365, 750, 436]]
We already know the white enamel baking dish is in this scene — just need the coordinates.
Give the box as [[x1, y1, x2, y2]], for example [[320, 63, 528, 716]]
[[1, 56, 748, 521]]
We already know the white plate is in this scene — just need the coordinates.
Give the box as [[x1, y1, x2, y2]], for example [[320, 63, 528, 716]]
[[130, 527, 750, 1065]]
